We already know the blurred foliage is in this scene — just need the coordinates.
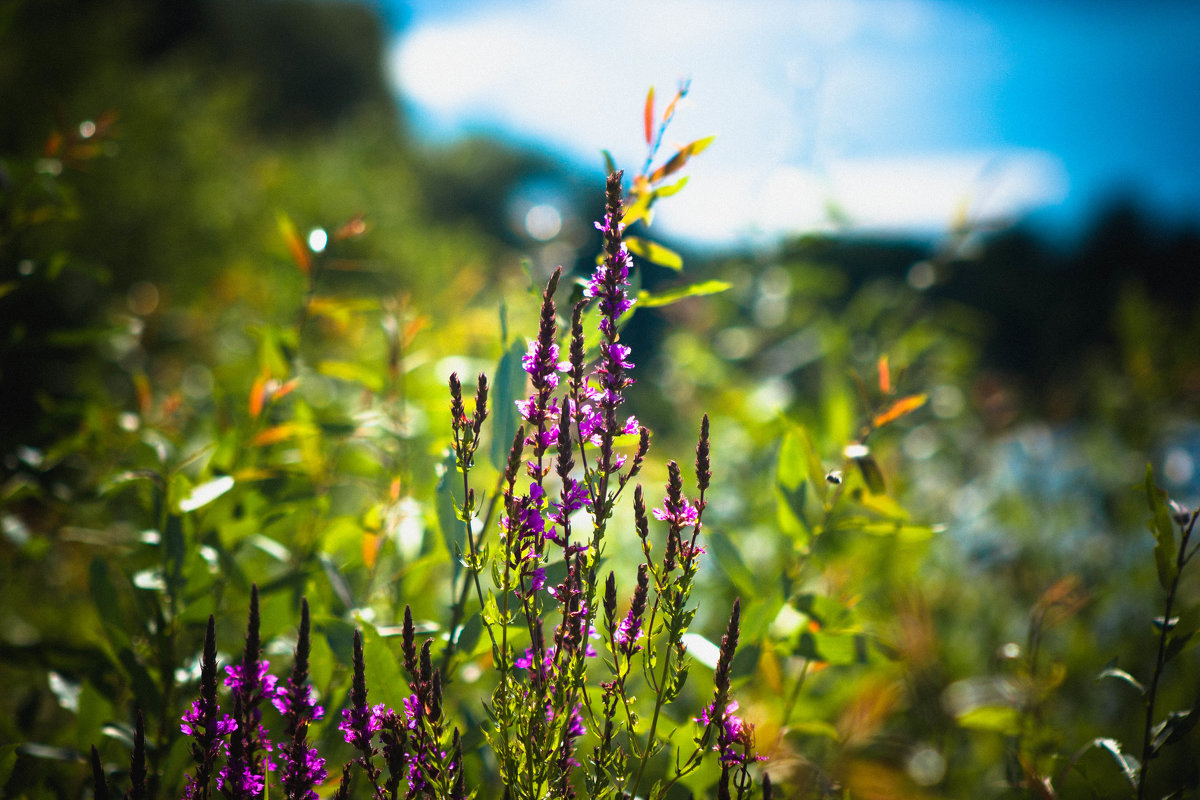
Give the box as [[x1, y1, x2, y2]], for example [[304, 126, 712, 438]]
[[3, 0, 1200, 798]]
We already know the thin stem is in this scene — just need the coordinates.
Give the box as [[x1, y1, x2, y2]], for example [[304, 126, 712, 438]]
[[1137, 510, 1197, 800]]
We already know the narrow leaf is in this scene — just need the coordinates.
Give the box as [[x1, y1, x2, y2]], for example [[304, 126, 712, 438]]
[[625, 236, 683, 270], [872, 393, 927, 429], [854, 454, 887, 495], [489, 338, 527, 472], [1091, 738, 1139, 789], [636, 280, 731, 308], [649, 135, 716, 183], [178, 475, 234, 513], [1096, 666, 1145, 695], [276, 211, 311, 277], [1144, 464, 1178, 590], [643, 86, 655, 145]]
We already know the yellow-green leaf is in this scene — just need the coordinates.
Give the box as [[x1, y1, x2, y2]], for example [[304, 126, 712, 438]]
[[636, 280, 731, 308], [625, 236, 682, 270]]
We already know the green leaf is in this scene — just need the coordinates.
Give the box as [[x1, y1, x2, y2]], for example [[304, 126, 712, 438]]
[[1144, 464, 1178, 590], [649, 135, 716, 183], [178, 475, 234, 513], [706, 529, 758, 599], [1091, 738, 1140, 789], [652, 175, 689, 199], [854, 454, 887, 495], [679, 633, 720, 670], [315, 360, 384, 392], [1164, 627, 1197, 664], [791, 593, 855, 632], [956, 705, 1021, 735], [89, 557, 129, 650], [0, 743, 18, 788], [436, 449, 465, 580], [601, 149, 617, 177], [489, 338, 527, 472], [792, 630, 868, 665], [361, 623, 408, 712], [625, 236, 683, 270], [1096, 664, 1145, 695], [1151, 708, 1199, 754], [636, 280, 731, 308]]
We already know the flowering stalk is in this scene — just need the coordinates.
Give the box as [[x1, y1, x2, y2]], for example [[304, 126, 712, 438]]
[[275, 599, 326, 800], [220, 585, 278, 799], [181, 616, 235, 800]]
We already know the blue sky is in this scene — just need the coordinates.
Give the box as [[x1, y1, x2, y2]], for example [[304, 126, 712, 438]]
[[382, 0, 1200, 245]]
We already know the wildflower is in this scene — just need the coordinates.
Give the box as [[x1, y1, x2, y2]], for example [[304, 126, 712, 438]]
[[614, 564, 649, 656], [277, 599, 327, 800], [652, 493, 700, 529], [181, 617, 230, 800]]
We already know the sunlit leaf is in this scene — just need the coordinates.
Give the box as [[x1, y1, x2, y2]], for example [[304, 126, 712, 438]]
[[652, 175, 689, 199], [178, 475, 234, 512], [436, 449, 465, 579], [601, 149, 617, 177], [1151, 708, 1199, 754], [680, 633, 720, 670], [636, 280, 731, 308], [955, 705, 1020, 735], [490, 337, 527, 472], [1096, 665, 1145, 695], [643, 86, 655, 145], [315, 359, 384, 392], [251, 422, 316, 447], [276, 211, 310, 277], [625, 236, 682, 270], [1091, 738, 1140, 789], [248, 369, 269, 419], [872, 393, 927, 429], [648, 135, 715, 183], [793, 630, 868, 665]]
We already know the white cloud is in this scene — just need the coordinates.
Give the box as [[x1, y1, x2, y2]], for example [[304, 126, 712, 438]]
[[389, 1, 1067, 243]]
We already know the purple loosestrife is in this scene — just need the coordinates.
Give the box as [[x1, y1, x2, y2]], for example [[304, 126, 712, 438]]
[[698, 599, 759, 769], [580, 171, 639, 475], [181, 616, 236, 800], [220, 585, 277, 800], [275, 599, 326, 800], [515, 267, 565, 460], [614, 564, 650, 657], [338, 630, 385, 800]]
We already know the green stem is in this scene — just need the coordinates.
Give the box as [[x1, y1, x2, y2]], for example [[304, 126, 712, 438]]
[[1137, 510, 1196, 800]]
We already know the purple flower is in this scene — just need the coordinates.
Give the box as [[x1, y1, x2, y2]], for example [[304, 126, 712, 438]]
[[652, 494, 700, 529], [338, 702, 385, 749], [181, 701, 237, 738], [271, 682, 324, 722], [216, 762, 266, 796], [529, 567, 547, 592], [696, 701, 759, 767], [614, 611, 644, 653], [224, 660, 279, 702], [521, 339, 561, 389], [279, 748, 326, 800], [584, 218, 636, 335]]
